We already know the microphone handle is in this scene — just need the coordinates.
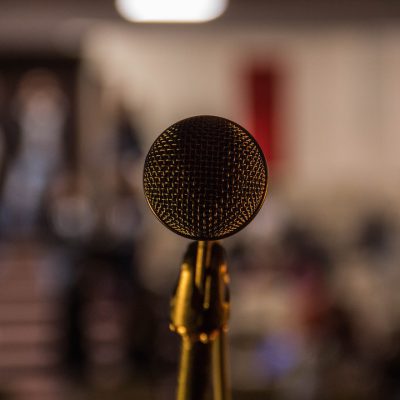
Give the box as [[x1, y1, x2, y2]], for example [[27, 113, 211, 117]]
[[170, 241, 231, 400], [177, 336, 212, 400], [177, 329, 231, 400], [212, 329, 230, 400]]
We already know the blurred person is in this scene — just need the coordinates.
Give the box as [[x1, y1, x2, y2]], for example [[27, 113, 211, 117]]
[[332, 212, 400, 373], [347, 212, 400, 398], [275, 224, 373, 400], [99, 172, 158, 382], [87, 103, 145, 313], [44, 171, 97, 383], [45, 167, 149, 385], [0, 69, 67, 236]]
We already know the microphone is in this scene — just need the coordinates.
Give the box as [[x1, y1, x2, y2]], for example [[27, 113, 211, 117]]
[[143, 115, 268, 400]]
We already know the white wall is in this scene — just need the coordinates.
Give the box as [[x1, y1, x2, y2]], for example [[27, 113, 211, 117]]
[[79, 25, 400, 287], [82, 25, 400, 192]]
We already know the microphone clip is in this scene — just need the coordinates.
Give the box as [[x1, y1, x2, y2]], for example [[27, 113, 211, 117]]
[[170, 241, 230, 343]]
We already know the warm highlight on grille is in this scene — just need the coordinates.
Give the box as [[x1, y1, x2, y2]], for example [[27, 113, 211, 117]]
[[143, 115, 268, 240]]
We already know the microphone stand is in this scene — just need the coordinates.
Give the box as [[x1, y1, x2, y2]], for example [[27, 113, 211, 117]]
[[170, 241, 231, 400]]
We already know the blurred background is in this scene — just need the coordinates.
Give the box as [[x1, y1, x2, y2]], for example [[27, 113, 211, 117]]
[[0, 0, 400, 399]]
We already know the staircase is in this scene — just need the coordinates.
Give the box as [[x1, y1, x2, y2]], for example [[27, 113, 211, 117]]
[[0, 241, 65, 400]]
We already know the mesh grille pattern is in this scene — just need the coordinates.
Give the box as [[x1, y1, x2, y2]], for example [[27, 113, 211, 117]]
[[143, 115, 268, 240]]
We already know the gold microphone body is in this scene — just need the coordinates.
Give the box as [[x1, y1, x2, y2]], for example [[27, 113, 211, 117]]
[[143, 115, 268, 400], [170, 241, 230, 400]]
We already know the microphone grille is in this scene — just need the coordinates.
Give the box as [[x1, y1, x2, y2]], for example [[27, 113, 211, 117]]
[[143, 115, 268, 240]]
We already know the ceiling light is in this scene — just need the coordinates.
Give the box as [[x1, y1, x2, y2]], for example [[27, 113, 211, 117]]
[[115, 0, 228, 23]]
